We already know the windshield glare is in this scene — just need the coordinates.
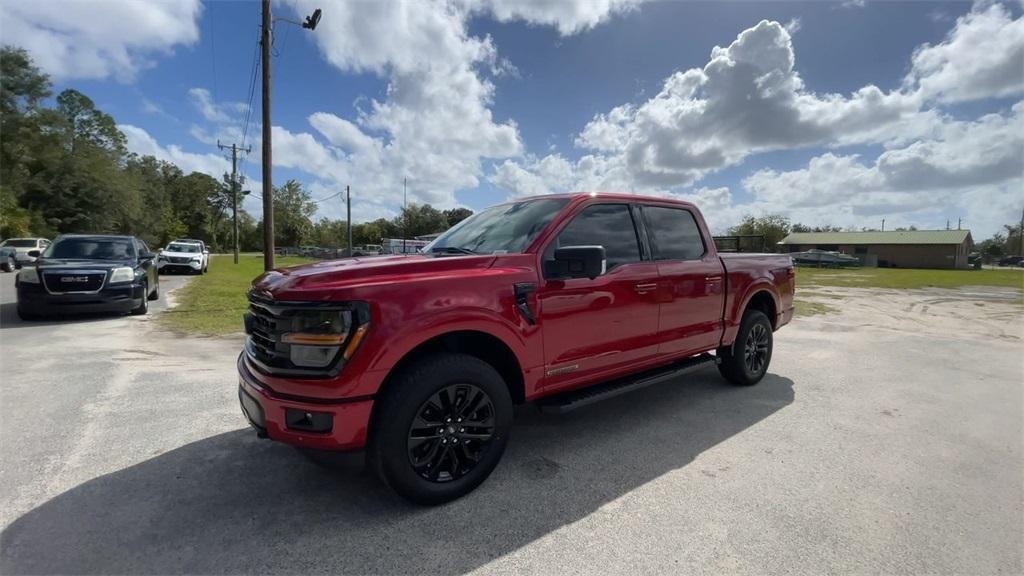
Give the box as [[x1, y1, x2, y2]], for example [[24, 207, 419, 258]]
[[424, 198, 569, 255], [44, 238, 135, 260], [2, 239, 38, 248], [167, 243, 200, 253]]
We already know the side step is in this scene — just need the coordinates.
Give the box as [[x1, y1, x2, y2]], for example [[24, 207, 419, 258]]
[[537, 353, 719, 415]]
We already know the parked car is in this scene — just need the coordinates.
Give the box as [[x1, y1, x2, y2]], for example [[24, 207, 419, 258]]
[[1, 246, 16, 272], [15, 234, 159, 320], [158, 241, 207, 274], [237, 192, 795, 504], [791, 249, 859, 268], [997, 255, 1023, 267], [0, 237, 50, 267]]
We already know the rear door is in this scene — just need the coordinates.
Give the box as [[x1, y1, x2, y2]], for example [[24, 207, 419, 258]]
[[536, 203, 661, 390], [641, 204, 726, 356]]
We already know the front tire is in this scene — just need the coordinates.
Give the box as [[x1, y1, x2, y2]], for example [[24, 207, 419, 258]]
[[131, 281, 149, 315], [368, 353, 513, 505], [16, 305, 40, 321], [2, 256, 14, 272], [717, 309, 773, 386], [148, 279, 160, 301]]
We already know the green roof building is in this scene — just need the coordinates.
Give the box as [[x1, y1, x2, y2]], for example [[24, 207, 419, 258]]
[[778, 230, 974, 269]]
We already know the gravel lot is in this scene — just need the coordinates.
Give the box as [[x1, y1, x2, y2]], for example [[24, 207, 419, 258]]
[[0, 271, 1021, 575]]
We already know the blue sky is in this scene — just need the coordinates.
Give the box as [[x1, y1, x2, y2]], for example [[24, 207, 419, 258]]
[[2, 0, 1021, 237]]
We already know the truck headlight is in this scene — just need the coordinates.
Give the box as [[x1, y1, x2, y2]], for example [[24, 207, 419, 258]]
[[109, 267, 135, 283], [18, 267, 39, 283], [191, 256, 202, 262], [279, 309, 369, 368]]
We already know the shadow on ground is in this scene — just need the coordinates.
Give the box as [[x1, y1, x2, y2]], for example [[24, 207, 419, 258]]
[[1, 370, 794, 575]]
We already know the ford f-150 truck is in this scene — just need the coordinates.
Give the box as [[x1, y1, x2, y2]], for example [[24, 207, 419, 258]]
[[238, 193, 794, 504]]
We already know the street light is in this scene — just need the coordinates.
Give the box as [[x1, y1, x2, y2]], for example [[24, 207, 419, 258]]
[[261, 2, 322, 271]]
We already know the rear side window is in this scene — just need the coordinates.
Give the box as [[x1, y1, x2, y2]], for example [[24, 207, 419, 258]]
[[545, 204, 641, 271], [643, 206, 705, 261]]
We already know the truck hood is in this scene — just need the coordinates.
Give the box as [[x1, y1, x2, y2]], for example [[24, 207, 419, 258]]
[[160, 250, 203, 259], [33, 258, 134, 269], [253, 254, 500, 300]]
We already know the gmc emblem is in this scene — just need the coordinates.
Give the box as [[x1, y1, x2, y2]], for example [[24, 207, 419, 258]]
[[60, 276, 90, 283]]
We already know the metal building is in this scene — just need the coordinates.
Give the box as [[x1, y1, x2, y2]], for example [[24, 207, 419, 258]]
[[778, 230, 974, 269]]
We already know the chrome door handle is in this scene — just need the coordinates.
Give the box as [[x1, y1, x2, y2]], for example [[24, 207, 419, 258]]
[[634, 283, 658, 294]]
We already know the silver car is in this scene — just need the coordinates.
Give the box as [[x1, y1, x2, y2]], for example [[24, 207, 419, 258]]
[[0, 238, 50, 268]]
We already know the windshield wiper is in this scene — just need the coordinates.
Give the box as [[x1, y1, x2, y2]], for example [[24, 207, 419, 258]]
[[431, 246, 480, 256]]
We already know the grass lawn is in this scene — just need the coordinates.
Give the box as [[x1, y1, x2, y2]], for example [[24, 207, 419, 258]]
[[795, 267, 1024, 290], [162, 255, 312, 335]]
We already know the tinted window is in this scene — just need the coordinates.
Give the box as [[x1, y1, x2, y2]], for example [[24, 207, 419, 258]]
[[425, 197, 569, 255], [2, 239, 38, 248], [546, 204, 641, 270], [643, 206, 705, 260], [44, 238, 135, 260]]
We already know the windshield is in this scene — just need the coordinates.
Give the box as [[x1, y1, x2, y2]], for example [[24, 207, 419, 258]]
[[167, 243, 201, 253], [1, 239, 37, 248], [43, 238, 135, 260], [424, 198, 569, 255]]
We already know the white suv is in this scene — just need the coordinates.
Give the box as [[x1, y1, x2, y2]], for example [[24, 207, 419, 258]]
[[157, 241, 207, 274], [0, 238, 50, 267]]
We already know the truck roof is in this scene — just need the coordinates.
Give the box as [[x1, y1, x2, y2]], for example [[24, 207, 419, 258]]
[[515, 192, 698, 209]]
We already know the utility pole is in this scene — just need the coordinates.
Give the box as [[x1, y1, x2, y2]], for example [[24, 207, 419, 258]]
[[218, 140, 251, 264], [1019, 207, 1023, 256], [346, 185, 352, 257], [260, 0, 274, 271], [957, 217, 961, 230], [881, 219, 885, 232], [405, 175, 409, 251], [258, 3, 321, 270], [946, 219, 950, 230]]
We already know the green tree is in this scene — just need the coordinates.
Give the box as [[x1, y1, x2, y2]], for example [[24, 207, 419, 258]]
[[443, 207, 473, 227], [728, 214, 791, 251], [394, 203, 448, 238], [273, 179, 316, 247]]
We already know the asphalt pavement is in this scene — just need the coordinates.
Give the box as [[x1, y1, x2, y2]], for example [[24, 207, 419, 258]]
[[0, 273, 1021, 575]]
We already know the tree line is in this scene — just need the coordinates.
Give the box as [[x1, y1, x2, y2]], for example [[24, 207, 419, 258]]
[[0, 46, 472, 252]]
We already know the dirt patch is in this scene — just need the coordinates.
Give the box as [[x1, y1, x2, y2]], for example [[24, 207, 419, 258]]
[[793, 285, 1023, 342]]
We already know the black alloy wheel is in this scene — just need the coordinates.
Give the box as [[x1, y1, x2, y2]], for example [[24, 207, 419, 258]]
[[744, 322, 770, 375], [716, 309, 773, 386], [407, 384, 496, 483]]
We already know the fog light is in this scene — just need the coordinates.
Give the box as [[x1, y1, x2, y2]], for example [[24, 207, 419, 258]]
[[285, 408, 333, 432]]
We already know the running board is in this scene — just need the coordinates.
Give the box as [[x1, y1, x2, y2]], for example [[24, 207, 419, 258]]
[[537, 353, 719, 415]]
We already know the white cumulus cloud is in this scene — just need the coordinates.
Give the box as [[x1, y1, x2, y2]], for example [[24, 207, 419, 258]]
[[0, 0, 202, 82]]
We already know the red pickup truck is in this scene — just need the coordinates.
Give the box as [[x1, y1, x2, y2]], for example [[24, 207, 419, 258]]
[[238, 193, 794, 503]]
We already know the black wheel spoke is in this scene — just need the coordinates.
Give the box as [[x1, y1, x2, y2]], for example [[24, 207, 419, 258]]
[[408, 383, 496, 483]]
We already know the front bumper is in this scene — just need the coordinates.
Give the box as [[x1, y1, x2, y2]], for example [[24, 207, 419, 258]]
[[16, 280, 143, 315], [237, 353, 373, 451], [157, 260, 202, 272]]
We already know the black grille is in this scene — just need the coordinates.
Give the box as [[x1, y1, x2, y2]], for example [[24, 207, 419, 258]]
[[169, 256, 191, 264], [42, 271, 106, 293], [247, 299, 288, 367]]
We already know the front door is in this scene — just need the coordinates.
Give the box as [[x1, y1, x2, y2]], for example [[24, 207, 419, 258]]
[[641, 204, 726, 356], [535, 203, 661, 391]]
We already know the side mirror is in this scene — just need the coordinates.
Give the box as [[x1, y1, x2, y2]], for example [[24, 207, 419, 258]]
[[27, 250, 40, 258], [203, 249, 209, 254], [548, 245, 606, 280]]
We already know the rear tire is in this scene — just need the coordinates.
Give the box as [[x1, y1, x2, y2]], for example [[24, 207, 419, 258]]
[[148, 280, 159, 301], [2, 256, 14, 272], [368, 353, 513, 505], [717, 309, 773, 386]]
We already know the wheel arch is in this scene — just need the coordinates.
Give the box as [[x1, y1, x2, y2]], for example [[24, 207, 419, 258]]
[[369, 330, 527, 437]]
